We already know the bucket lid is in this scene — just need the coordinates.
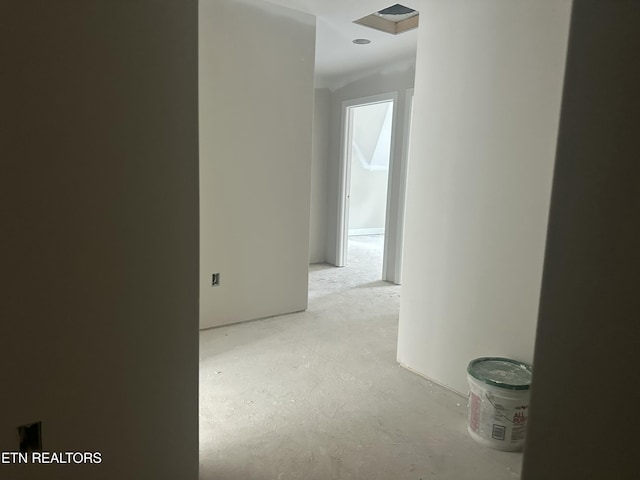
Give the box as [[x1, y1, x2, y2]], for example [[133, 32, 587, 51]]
[[467, 357, 532, 391]]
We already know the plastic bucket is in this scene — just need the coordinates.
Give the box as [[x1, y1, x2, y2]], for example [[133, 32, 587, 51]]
[[466, 357, 532, 451]]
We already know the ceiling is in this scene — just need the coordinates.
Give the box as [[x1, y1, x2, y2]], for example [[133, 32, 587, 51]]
[[261, 0, 419, 89]]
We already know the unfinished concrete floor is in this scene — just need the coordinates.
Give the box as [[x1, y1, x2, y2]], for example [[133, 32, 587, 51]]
[[200, 235, 522, 479]]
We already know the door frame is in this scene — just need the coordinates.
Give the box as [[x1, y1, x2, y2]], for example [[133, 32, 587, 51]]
[[336, 92, 398, 274], [394, 88, 414, 283]]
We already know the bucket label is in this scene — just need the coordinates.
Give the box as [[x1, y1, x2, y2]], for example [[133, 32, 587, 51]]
[[467, 378, 530, 449], [469, 392, 481, 432], [510, 408, 528, 442], [492, 424, 506, 441]]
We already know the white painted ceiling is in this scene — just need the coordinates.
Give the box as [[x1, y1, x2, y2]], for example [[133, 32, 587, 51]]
[[262, 0, 419, 88]]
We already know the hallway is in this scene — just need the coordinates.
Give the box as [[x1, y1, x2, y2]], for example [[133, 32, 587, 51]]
[[199, 237, 522, 479]]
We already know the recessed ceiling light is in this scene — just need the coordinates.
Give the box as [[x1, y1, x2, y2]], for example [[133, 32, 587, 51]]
[[353, 38, 372, 45]]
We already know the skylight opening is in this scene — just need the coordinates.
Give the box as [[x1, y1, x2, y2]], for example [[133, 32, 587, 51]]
[[353, 3, 419, 35]]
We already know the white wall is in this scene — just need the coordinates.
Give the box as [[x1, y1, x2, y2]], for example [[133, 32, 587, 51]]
[[0, 1, 199, 478], [348, 102, 392, 234], [325, 61, 416, 282], [523, 1, 639, 478], [348, 157, 389, 234], [199, 0, 316, 329], [398, 0, 572, 394], [310, 88, 331, 263]]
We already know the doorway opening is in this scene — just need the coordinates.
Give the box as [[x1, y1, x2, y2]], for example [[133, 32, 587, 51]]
[[337, 93, 397, 279]]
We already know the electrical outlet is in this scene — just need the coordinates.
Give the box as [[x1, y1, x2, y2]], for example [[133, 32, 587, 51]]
[[17, 422, 42, 453], [212, 273, 220, 287]]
